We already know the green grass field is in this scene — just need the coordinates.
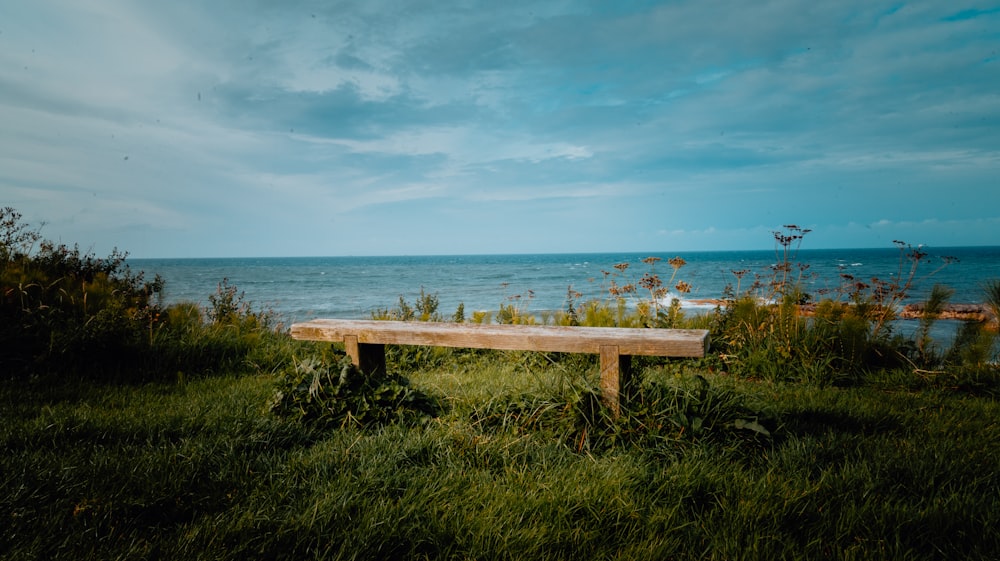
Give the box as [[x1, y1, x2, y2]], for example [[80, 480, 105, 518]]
[[4, 351, 999, 560]]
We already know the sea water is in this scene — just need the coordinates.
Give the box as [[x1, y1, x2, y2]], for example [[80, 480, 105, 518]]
[[131, 246, 1000, 329]]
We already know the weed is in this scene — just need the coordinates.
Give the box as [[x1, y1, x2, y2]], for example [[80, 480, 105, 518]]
[[269, 353, 442, 428], [372, 287, 447, 322]]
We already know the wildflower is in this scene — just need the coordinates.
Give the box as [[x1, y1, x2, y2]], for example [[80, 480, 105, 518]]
[[639, 273, 662, 291]]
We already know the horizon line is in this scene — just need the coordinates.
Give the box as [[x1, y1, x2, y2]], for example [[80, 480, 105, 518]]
[[126, 243, 1000, 261]]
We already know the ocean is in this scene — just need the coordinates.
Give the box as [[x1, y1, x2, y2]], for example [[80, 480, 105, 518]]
[[130, 246, 1000, 330]]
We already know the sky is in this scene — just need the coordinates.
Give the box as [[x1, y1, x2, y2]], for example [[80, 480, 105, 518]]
[[1, 1, 998, 258]]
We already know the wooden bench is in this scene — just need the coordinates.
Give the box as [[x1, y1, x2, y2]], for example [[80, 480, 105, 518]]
[[290, 319, 710, 416]]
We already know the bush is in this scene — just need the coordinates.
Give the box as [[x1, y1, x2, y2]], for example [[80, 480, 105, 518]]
[[268, 353, 443, 428], [0, 208, 161, 376], [0, 208, 293, 380]]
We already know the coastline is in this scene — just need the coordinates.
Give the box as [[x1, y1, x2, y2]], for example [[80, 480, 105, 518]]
[[130, 246, 1000, 324], [686, 297, 997, 325]]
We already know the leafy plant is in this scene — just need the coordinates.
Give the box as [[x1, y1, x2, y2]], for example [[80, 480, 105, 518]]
[[208, 278, 252, 325], [269, 353, 442, 428], [372, 287, 446, 322]]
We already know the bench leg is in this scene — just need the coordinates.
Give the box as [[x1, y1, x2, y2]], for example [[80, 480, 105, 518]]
[[599, 345, 632, 419], [343, 335, 386, 376]]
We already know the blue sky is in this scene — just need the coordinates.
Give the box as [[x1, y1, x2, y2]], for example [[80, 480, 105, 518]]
[[1, 1, 998, 258]]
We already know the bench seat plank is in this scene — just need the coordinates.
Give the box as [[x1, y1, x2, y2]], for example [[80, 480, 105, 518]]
[[291, 319, 709, 357]]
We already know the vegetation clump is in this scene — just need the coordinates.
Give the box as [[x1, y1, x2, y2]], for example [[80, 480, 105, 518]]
[[708, 226, 997, 390], [0, 207, 291, 381], [269, 352, 442, 427], [471, 373, 775, 458]]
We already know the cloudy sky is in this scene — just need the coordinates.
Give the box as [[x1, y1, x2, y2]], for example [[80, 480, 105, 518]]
[[2, 1, 998, 258]]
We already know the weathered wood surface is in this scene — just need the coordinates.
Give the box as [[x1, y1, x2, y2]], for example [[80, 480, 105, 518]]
[[290, 319, 710, 418], [290, 319, 710, 357]]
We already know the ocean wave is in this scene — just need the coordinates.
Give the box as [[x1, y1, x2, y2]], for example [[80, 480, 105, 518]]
[[655, 293, 724, 310]]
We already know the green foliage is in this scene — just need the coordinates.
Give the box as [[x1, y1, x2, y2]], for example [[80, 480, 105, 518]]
[[945, 321, 993, 367], [0, 206, 42, 263], [0, 209, 162, 376], [0, 208, 293, 380], [706, 228, 991, 386], [910, 283, 953, 366], [464, 369, 772, 458], [269, 353, 442, 427], [713, 294, 835, 384], [207, 277, 253, 325], [573, 374, 773, 456], [491, 287, 538, 324], [984, 279, 1000, 329], [654, 297, 685, 328], [496, 300, 537, 324], [372, 287, 443, 321], [470, 393, 577, 437]]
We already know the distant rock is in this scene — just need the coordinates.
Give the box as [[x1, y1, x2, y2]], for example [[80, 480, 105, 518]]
[[900, 303, 994, 323]]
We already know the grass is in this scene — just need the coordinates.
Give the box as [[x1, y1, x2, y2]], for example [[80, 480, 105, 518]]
[[4, 350, 999, 560]]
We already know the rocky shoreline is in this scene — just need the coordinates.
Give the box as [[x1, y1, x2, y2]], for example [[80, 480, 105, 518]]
[[687, 299, 998, 327], [899, 303, 996, 323]]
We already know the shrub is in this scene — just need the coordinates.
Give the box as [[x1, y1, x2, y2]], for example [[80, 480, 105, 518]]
[[0, 208, 293, 380], [0, 208, 164, 377], [372, 287, 444, 322], [706, 227, 972, 385], [268, 353, 442, 427]]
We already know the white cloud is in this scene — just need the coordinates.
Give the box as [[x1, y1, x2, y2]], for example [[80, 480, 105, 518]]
[[310, 126, 592, 166]]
